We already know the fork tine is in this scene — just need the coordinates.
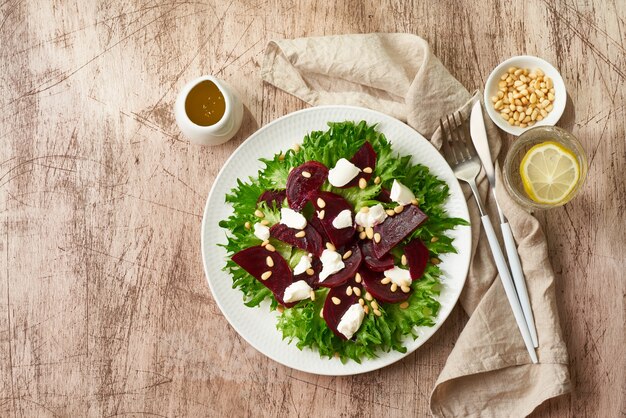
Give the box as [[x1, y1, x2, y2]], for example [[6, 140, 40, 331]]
[[439, 118, 457, 165], [446, 114, 464, 163], [451, 112, 470, 161], [459, 111, 479, 157]]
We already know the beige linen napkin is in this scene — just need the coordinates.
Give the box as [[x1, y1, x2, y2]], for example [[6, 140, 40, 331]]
[[261, 33, 570, 417]]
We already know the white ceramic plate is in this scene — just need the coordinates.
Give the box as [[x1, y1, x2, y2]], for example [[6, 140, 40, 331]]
[[201, 105, 471, 376]]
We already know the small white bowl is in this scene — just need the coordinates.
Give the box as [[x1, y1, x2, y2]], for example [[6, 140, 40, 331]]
[[484, 55, 566, 136]]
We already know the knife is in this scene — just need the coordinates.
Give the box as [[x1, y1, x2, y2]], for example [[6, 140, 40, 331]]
[[470, 101, 539, 348]]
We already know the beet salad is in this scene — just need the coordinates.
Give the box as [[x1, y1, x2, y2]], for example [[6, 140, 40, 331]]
[[219, 121, 467, 363]]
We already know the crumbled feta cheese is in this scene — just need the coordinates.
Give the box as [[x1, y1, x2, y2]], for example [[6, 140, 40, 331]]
[[331, 209, 353, 229], [293, 254, 312, 275], [328, 158, 361, 187], [253, 223, 270, 240], [283, 280, 312, 303], [354, 203, 388, 228], [280, 207, 307, 230], [319, 249, 345, 281], [390, 180, 415, 205], [337, 303, 365, 339], [384, 266, 412, 287]]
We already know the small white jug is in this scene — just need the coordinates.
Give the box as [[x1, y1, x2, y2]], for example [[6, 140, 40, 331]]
[[174, 75, 243, 146]]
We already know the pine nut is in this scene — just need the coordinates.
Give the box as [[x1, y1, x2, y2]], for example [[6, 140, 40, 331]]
[[306, 268, 314, 275], [431, 258, 440, 265], [266, 256, 274, 267], [331, 297, 341, 305], [400, 302, 409, 309], [374, 233, 381, 243], [261, 271, 272, 280], [374, 176, 381, 184], [261, 219, 270, 226], [310, 290, 315, 301], [295, 230, 306, 238], [342, 250, 352, 260], [394, 205, 404, 214], [410, 198, 419, 205], [317, 197, 326, 208], [359, 231, 367, 240], [371, 300, 379, 310], [365, 292, 373, 301], [366, 227, 374, 239], [318, 210, 325, 219], [401, 254, 407, 265], [326, 242, 336, 251], [364, 305, 370, 314], [254, 209, 265, 218], [244, 221, 251, 229], [353, 287, 361, 297], [381, 277, 391, 285], [363, 167, 373, 173], [346, 286, 353, 296], [360, 206, 369, 213], [390, 283, 398, 292], [359, 298, 365, 306], [319, 308, 324, 318], [401, 285, 411, 293], [386, 209, 395, 216], [301, 171, 311, 178], [359, 178, 367, 189], [355, 272, 362, 283], [373, 309, 382, 317], [261, 240, 269, 247], [266, 244, 276, 252], [292, 143, 301, 152]]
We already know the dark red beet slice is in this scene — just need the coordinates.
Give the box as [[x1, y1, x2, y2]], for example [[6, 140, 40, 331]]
[[294, 257, 322, 289], [317, 242, 362, 288], [342, 142, 377, 188], [377, 188, 392, 203], [308, 215, 330, 244], [361, 240, 395, 272], [311, 191, 356, 248], [404, 239, 429, 280], [270, 223, 324, 257], [257, 190, 286, 209], [286, 161, 328, 210], [231, 246, 296, 307], [360, 267, 411, 304], [372, 205, 428, 258], [323, 278, 361, 340]]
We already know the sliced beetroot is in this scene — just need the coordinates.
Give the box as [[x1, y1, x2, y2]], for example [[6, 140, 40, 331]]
[[317, 242, 363, 288], [311, 191, 356, 248], [270, 223, 324, 257], [372, 205, 428, 258], [361, 240, 395, 272], [377, 188, 392, 203], [322, 278, 361, 340], [360, 267, 411, 304], [308, 214, 330, 244], [294, 257, 322, 289], [231, 246, 296, 307], [257, 190, 286, 209], [286, 161, 328, 210], [404, 239, 429, 280], [342, 142, 377, 188]]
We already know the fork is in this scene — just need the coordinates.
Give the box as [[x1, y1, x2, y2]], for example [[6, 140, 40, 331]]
[[440, 112, 538, 364]]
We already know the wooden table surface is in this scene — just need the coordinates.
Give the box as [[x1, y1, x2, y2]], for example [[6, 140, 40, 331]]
[[1, 0, 624, 416]]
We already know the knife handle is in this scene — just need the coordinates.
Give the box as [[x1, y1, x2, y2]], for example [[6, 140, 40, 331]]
[[501, 221, 539, 348], [481, 215, 538, 363]]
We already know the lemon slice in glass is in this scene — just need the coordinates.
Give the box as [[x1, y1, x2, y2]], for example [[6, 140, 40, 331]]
[[520, 141, 580, 204]]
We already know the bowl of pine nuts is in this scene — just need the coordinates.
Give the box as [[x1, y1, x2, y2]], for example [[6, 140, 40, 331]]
[[484, 55, 566, 136]]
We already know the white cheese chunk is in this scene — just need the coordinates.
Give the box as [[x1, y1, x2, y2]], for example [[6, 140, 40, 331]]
[[280, 207, 307, 230], [283, 280, 312, 303], [354, 203, 388, 228], [328, 158, 361, 187], [293, 254, 312, 276], [337, 303, 365, 340], [390, 180, 415, 205], [331, 209, 353, 229], [253, 223, 270, 241], [318, 249, 345, 281], [384, 266, 412, 287]]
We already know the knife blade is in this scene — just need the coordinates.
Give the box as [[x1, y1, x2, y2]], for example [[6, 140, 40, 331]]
[[469, 101, 496, 186], [469, 100, 539, 348]]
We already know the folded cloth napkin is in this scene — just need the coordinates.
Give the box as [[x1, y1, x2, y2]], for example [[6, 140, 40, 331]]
[[261, 33, 571, 417]]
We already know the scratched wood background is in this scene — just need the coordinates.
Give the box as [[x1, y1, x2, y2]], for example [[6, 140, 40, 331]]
[[1, 0, 624, 417]]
